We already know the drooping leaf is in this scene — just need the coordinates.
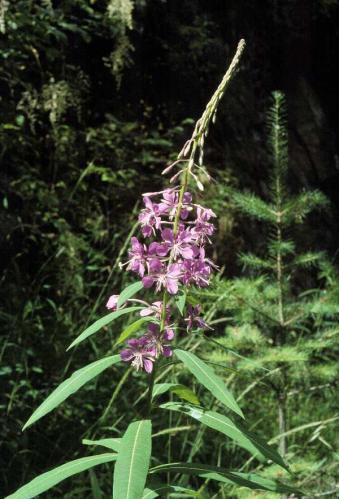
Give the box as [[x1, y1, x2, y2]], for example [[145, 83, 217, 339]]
[[67, 307, 141, 349], [23, 355, 120, 430], [149, 463, 301, 494], [115, 317, 156, 346], [161, 403, 288, 470], [5, 454, 117, 499], [117, 281, 144, 308], [113, 420, 152, 499], [175, 349, 244, 418], [82, 438, 121, 452], [153, 383, 200, 405]]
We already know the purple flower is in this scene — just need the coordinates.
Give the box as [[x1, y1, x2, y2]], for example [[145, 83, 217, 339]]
[[181, 192, 193, 219], [142, 260, 182, 295], [158, 189, 193, 220], [106, 294, 119, 311], [158, 228, 198, 260], [144, 323, 174, 358], [140, 301, 171, 322], [158, 189, 179, 218], [126, 237, 147, 276], [138, 197, 162, 237], [185, 304, 212, 330], [120, 337, 156, 373], [192, 206, 216, 244], [126, 237, 159, 277]]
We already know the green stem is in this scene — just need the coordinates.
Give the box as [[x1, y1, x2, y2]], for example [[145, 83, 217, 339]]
[[146, 364, 156, 417]]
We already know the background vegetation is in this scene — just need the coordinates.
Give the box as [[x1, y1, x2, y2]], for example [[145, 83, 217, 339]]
[[1, 1, 338, 497]]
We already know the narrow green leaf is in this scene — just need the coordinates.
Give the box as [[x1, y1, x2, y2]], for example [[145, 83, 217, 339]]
[[89, 469, 103, 499], [149, 463, 301, 494], [23, 355, 120, 430], [67, 307, 141, 350], [82, 438, 121, 452], [174, 291, 187, 315], [161, 403, 288, 470], [5, 454, 117, 499], [175, 349, 244, 419], [113, 420, 152, 499], [115, 317, 156, 346], [153, 383, 200, 405], [152, 383, 176, 399], [117, 281, 144, 308]]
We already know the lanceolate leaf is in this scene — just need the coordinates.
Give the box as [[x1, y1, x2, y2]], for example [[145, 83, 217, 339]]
[[82, 438, 121, 452], [161, 403, 288, 470], [113, 420, 152, 499], [149, 463, 301, 494], [5, 454, 117, 499], [115, 317, 156, 346], [175, 349, 244, 419], [67, 307, 142, 350], [153, 383, 200, 405], [117, 281, 144, 308], [23, 355, 120, 430]]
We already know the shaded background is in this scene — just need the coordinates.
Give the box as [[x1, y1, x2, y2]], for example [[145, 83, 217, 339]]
[[0, 0, 338, 497]]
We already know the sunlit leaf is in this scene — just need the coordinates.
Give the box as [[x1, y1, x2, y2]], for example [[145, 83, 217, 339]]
[[175, 349, 244, 418], [23, 355, 120, 430], [153, 383, 200, 405], [113, 420, 152, 499], [67, 307, 141, 350], [5, 454, 117, 499]]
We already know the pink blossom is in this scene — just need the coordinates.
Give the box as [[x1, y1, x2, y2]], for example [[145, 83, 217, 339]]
[[126, 237, 159, 277], [106, 294, 119, 311], [158, 227, 198, 260], [120, 338, 156, 373], [185, 304, 212, 330], [140, 301, 171, 322], [192, 206, 216, 244], [142, 261, 182, 295], [138, 197, 163, 237], [143, 323, 174, 358], [158, 189, 192, 219]]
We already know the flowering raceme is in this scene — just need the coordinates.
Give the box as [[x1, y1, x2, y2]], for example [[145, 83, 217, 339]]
[[106, 184, 216, 373]]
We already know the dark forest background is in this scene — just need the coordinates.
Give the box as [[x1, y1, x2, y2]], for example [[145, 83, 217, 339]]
[[1, 1, 338, 497]]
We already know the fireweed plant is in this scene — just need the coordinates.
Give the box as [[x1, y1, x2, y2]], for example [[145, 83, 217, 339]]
[[7, 41, 301, 499]]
